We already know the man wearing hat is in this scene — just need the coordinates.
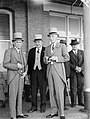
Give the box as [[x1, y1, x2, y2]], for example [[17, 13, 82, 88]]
[[69, 39, 84, 107], [27, 34, 47, 113], [44, 27, 70, 119], [3, 32, 28, 119]]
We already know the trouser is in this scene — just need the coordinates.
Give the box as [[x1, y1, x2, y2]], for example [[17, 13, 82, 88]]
[[31, 68, 46, 110], [48, 65, 65, 116], [70, 73, 84, 105], [24, 84, 31, 99], [9, 74, 24, 118]]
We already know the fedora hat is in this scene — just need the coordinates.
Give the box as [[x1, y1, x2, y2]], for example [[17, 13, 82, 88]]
[[12, 32, 24, 42], [48, 27, 59, 37], [70, 39, 79, 45], [60, 39, 67, 45], [34, 34, 43, 42]]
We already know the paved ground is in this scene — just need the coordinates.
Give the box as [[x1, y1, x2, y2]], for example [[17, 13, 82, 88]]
[[0, 98, 89, 119]]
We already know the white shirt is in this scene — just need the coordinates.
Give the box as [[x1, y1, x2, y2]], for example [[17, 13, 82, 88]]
[[33, 46, 42, 70]]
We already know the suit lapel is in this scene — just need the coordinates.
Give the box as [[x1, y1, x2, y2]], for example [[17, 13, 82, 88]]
[[12, 48, 22, 63], [77, 50, 83, 66], [47, 45, 52, 57], [70, 50, 78, 63]]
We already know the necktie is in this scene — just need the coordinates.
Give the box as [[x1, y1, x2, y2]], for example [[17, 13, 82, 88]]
[[37, 48, 39, 60], [52, 44, 54, 50], [37, 48, 39, 53]]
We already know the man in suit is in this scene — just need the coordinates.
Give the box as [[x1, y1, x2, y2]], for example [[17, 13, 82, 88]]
[[27, 34, 47, 113], [69, 39, 84, 107], [44, 28, 70, 119], [3, 32, 28, 119]]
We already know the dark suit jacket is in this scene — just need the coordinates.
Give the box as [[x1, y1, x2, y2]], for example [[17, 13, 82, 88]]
[[27, 46, 47, 75], [69, 49, 84, 78], [64, 61, 70, 79]]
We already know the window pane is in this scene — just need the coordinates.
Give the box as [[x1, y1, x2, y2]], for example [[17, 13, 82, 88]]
[[69, 18, 80, 37], [0, 13, 10, 40], [50, 16, 66, 36]]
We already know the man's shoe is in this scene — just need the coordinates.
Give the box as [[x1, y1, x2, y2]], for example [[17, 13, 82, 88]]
[[16, 114, 28, 118], [28, 108, 37, 113], [78, 103, 84, 106], [64, 106, 69, 110], [40, 109, 45, 113], [60, 116, 65, 119], [71, 104, 76, 107], [46, 113, 58, 118]]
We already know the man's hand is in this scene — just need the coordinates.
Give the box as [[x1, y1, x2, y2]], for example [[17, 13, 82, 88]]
[[75, 66, 82, 73], [17, 63, 24, 69], [21, 71, 27, 79], [45, 56, 51, 63], [49, 56, 58, 61]]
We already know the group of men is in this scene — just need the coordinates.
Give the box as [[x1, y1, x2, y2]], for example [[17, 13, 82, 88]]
[[3, 27, 84, 119]]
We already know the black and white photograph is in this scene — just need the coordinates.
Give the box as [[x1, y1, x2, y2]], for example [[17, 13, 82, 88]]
[[0, 0, 90, 119]]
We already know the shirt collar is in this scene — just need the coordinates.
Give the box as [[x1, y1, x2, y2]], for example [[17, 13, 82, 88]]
[[36, 46, 42, 52], [14, 47, 21, 53], [52, 41, 59, 47]]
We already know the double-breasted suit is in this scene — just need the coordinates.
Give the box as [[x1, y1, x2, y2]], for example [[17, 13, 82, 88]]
[[69, 49, 84, 106], [3, 47, 27, 118], [27, 46, 47, 111], [44, 42, 70, 116]]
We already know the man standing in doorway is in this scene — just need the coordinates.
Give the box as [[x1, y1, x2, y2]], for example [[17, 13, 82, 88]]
[[44, 28, 70, 119], [27, 34, 47, 113], [69, 39, 84, 107], [3, 32, 28, 119]]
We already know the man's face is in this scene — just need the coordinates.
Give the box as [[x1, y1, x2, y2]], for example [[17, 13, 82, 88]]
[[49, 34, 58, 44], [72, 44, 78, 50], [35, 40, 42, 48], [14, 39, 23, 49]]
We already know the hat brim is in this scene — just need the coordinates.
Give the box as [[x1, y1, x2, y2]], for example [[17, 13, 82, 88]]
[[34, 39, 42, 42], [47, 32, 59, 37], [60, 40, 66, 45], [70, 42, 79, 45], [12, 38, 24, 42]]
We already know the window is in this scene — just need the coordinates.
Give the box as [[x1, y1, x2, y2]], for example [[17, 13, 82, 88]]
[[0, 9, 13, 71], [49, 12, 84, 51]]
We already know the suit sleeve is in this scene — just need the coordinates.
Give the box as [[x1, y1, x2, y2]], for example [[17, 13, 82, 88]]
[[3, 49, 18, 71], [80, 50, 84, 75], [27, 50, 32, 75], [57, 44, 70, 63], [43, 47, 49, 64]]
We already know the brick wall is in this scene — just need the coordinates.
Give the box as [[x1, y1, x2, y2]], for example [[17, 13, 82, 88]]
[[0, 0, 27, 52], [0, 0, 50, 52], [27, 1, 50, 49]]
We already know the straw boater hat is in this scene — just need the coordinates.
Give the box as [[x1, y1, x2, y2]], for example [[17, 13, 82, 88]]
[[47, 27, 59, 37], [34, 34, 43, 42], [12, 32, 24, 42], [70, 39, 79, 45]]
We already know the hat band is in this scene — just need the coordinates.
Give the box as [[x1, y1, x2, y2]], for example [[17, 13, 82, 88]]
[[34, 39, 42, 41], [12, 38, 23, 42], [49, 32, 57, 34]]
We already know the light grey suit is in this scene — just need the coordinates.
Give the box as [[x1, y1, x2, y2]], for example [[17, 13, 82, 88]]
[[3, 47, 26, 118], [44, 42, 70, 116]]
